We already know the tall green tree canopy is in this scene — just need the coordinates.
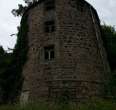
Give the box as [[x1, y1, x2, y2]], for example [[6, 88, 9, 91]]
[[102, 25, 116, 70]]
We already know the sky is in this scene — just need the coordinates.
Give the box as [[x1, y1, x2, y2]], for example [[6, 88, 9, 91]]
[[0, 0, 116, 50]]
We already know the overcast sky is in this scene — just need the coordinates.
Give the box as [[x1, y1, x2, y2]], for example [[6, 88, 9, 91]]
[[0, 0, 116, 50]]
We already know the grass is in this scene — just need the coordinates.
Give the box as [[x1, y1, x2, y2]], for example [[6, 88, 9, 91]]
[[0, 99, 116, 110]]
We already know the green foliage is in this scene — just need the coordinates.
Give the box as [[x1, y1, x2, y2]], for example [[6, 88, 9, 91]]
[[102, 25, 116, 70], [24, 0, 39, 5], [0, 14, 28, 104], [0, 47, 12, 71], [9, 14, 28, 103], [0, 46, 5, 55], [101, 25, 116, 99], [12, 4, 27, 16], [12, 0, 39, 16], [13, 13, 28, 66], [0, 99, 115, 110], [0, 47, 13, 103], [79, 99, 116, 110], [104, 71, 116, 99]]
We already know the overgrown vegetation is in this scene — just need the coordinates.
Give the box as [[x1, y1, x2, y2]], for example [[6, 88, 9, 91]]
[[101, 25, 116, 99], [12, 0, 39, 16], [0, 47, 13, 103], [0, 14, 28, 104], [0, 99, 115, 110], [102, 25, 116, 70]]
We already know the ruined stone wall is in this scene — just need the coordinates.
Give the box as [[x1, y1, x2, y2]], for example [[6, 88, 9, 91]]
[[21, 0, 110, 102]]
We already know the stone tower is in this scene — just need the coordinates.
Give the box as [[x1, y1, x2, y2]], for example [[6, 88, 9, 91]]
[[20, 0, 110, 102]]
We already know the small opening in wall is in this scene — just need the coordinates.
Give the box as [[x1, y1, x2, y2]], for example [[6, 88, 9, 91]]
[[44, 20, 55, 33], [44, 45, 55, 61], [44, 0, 55, 10]]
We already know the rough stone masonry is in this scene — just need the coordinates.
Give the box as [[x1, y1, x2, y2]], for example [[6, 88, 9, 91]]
[[20, 0, 110, 103]]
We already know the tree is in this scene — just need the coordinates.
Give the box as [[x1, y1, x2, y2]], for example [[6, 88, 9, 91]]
[[102, 25, 116, 98], [12, 0, 39, 16], [12, 4, 27, 17], [24, 0, 38, 4], [102, 25, 116, 70], [0, 47, 13, 104]]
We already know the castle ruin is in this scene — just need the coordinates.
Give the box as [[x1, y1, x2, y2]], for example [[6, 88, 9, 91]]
[[20, 0, 110, 103]]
